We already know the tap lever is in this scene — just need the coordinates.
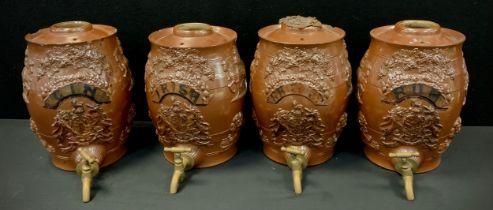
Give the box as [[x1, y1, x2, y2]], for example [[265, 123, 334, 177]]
[[389, 152, 420, 158], [164, 147, 192, 153], [281, 146, 306, 156]]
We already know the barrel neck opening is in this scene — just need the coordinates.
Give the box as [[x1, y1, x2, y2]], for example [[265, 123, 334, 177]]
[[50, 21, 93, 33], [173, 23, 213, 37], [395, 20, 441, 35]]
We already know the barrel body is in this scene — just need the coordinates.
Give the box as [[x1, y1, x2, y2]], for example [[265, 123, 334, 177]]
[[251, 39, 351, 166], [22, 23, 134, 170], [145, 25, 246, 167], [357, 21, 468, 172]]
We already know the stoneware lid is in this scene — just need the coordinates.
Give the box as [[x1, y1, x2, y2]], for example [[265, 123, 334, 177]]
[[25, 21, 117, 45], [370, 20, 466, 47], [148, 23, 237, 48], [258, 16, 345, 45]]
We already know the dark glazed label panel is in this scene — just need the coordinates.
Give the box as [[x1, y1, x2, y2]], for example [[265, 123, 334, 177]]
[[266, 83, 327, 105], [44, 83, 110, 109], [383, 84, 448, 109], [151, 82, 207, 105]]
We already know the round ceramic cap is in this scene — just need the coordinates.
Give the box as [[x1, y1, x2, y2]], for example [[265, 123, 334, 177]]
[[25, 21, 117, 45], [148, 23, 237, 48], [370, 20, 466, 47], [258, 16, 345, 45]]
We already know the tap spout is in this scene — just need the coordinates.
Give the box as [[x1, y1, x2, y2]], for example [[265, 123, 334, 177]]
[[76, 147, 100, 203], [389, 151, 420, 201], [281, 146, 308, 194], [164, 147, 195, 194]]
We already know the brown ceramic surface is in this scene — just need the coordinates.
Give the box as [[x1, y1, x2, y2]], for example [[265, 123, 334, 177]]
[[22, 21, 135, 171], [357, 20, 468, 173], [145, 23, 246, 168], [251, 16, 352, 166]]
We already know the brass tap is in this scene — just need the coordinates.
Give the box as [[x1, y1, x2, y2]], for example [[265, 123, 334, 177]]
[[281, 146, 308, 194], [76, 148, 99, 203], [164, 146, 195, 194], [389, 151, 420, 201]]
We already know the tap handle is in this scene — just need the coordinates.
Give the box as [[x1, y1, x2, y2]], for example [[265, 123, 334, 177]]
[[389, 152, 420, 158], [164, 147, 193, 153], [77, 147, 97, 164], [76, 148, 99, 176], [281, 146, 306, 156], [164, 147, 194, 165]]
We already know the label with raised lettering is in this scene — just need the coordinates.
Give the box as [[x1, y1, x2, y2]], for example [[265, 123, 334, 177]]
[[383, 84, 448, 108], [266, 83, 328, 105], [151, 82, 207, 105], [44, 83, 110, 109]]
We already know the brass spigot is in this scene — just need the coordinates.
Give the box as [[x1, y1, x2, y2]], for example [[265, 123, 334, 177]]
[[76, 148, 99, 203], [281, 146, 308, 194], [389, 151, 420, 201], [164, 146, 195, 194]]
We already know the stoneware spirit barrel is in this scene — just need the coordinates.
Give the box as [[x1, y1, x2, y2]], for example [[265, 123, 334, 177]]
[[22, 21, 135, 202], [250, 16, 352, 194], [357, 20, 468, 200], [145, 23, 246, 194]]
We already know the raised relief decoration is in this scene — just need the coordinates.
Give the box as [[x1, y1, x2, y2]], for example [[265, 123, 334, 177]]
[[357, 51, 370, 104], [249, 43, 261, 94], [120, 103, 136, 143], [265, 47, 337, 105], [222, 47, 247, 101], [114, 38, 134, 90], [438, 117, 462, 154], [358, 111, 381, 151], [462, 57, 469, 106], [327, 112, 347, 147], [146, 47, 215, 105], [52, 99, 113, 153], [219, 112, 243, 150], [23, 43, 112, 107], [30, 118, 55, 153], [378, 48, 455, 107], [268, 101, 326, 147], [341, 42, 353, 98], [252, 108, 268, 143], [155, 97, 211, 146], [207, 112, 243, 156], [379, 99, 443, 149]]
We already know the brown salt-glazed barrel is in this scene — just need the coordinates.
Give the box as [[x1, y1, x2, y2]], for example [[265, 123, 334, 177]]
[[22, 21, 135, 202], [357, 20, 468, 200], [250, 16, 352, 194], [145, 23, 246, 193]]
